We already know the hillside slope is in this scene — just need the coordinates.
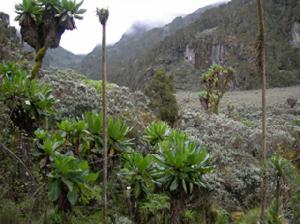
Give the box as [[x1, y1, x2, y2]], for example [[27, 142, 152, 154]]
[[128, 0, 300, 91], [79, 4, 220, 81], [81, 0, 300, 91]]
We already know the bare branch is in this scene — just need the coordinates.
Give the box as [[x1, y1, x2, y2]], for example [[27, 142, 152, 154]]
[[0, 143, 37, 184]]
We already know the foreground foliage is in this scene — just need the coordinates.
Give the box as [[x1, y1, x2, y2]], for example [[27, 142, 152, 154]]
[[0, 62, 56, 132]]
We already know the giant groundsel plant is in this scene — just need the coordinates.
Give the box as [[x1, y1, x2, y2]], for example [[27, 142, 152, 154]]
[[15, 0, 86, 79]]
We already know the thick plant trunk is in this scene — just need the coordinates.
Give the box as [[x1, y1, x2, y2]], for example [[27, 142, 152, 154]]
[[30, 47, 47, 80], [101, 22, 108, 223], [256, 0, 267, 222], [170, 191, 186, 224]]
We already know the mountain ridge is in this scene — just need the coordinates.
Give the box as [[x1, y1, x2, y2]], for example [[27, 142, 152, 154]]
[[79, 0, 300, 91], [78, 3, 223, 81]]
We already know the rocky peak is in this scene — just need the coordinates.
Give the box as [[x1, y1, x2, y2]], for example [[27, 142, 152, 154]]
[[0, 12, 9, 28]]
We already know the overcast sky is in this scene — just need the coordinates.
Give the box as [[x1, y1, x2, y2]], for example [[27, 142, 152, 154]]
[[1, 0, 227, 54]]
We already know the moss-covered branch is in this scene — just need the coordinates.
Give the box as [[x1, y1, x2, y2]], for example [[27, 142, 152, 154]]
[[30, 47, 47, 80]]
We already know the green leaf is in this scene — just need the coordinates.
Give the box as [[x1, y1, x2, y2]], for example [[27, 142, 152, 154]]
[[189, 182, 194, 193], [182, 179, 187, 193], [62, 178, 74, 192], [169, 178, 178, 191], [134, 183, 141, 199], [48, 179, 61, 201], [85, 172, 99, 182], [67, 189, 78, 205]]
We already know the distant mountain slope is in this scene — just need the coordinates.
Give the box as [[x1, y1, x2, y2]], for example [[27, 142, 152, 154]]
[[140, 0, 300, 91], [81, 0, 300, 91], [43, 47, 84, 69], [79, 3, 221, 81], [22, 43, 84, 70]]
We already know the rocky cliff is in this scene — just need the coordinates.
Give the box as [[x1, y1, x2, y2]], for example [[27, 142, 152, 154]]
[[128, 0, 300, 91], [80, 0, 300, 91], [78, 4, 220, 82]]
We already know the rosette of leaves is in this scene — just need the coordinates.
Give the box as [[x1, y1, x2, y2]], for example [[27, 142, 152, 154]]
[[34, 128, 63, 174], [84, 111, 103, 149], [34, 129, 99, 213], [120, 152, 154, 199], [107, 116, 133, 156], [153, 130, 213, 223], [0, 62, 57, 132], [57, 119, 90, 156], [143, 121, 170, 146], [154, 130, 213, 193], [120, 152, 155, 222], [84, 112, 133, 156], [47, 153, 99, 212]]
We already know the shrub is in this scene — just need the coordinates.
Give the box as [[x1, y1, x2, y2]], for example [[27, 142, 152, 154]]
[[139, 193, 170, 224], [0, 62, 57, 132], [35, 127, 99, 214], [198, 64, 234, 114], [295, 117, 300, 126], [144, 69, 179, 125], [0, 200, 21, 224], [216, 209, 229, 224]]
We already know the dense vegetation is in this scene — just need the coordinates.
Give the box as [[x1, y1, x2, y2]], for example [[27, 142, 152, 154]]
[[0, 63, 215, 223], [0, 0, 300, 223]]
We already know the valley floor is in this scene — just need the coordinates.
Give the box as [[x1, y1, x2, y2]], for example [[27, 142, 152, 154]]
[[176, 85, 300, 111]]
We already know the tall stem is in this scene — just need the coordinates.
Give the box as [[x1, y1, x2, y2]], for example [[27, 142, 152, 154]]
[[30, 47, 47, 80], [256, 0, 267, 222], [101, 23, 108, 223], [275, 175, 280, 221]]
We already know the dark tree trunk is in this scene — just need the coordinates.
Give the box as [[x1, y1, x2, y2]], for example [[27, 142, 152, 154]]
[[58, 184, 71, 213], [20, 16, 39, 49], [170, 191, 186, 224], [43, 7, 65, 48]]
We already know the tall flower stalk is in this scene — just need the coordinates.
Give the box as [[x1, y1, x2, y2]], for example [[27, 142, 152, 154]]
[[256, 0, 267, 222], [97, 7, 109, 223]]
